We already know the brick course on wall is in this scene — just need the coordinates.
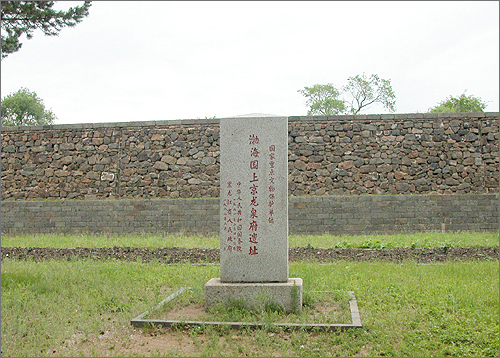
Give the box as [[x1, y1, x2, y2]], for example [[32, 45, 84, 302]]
[[1, 113, 498, 201], [1, 194, 497, 236]]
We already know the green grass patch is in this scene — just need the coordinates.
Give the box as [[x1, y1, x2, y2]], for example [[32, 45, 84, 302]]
[[2, 231, 498, 249], [1, 259, 498, 357], [1, 259, 219, 357], [0, 233, 221, 249], [291, 231, 499, 249]]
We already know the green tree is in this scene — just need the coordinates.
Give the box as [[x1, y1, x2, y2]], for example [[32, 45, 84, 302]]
[[297, 84, 345, 115], [1, 1, 91, 59], [342, 73, 396, 114], [1, 88, 56, 126], [299, 73, 396, 116], [428, 92, 487, 113]]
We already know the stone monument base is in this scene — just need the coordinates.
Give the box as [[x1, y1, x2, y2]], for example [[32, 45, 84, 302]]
[[204, 278, 303, 313]]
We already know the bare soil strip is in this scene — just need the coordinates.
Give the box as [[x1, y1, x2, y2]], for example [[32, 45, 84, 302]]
[[1, 246, 498, 263]]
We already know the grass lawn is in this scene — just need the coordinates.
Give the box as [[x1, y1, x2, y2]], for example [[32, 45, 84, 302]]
[[1, 255, 498, 356], [1, 231, 498, 249]]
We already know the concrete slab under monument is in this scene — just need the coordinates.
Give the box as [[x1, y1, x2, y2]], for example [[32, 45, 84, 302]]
[[131, 287, 362, 330]]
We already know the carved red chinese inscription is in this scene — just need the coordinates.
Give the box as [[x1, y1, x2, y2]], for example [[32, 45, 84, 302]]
[[222, 180, 243, 252], [248, 133, 260, 255], [268, 144, 276, 224]]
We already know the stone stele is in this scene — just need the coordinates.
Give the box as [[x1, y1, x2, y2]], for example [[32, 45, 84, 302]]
[[204, 116, 303, 313]]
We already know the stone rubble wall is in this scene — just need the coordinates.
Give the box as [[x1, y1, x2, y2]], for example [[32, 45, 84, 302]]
[[1, 113, 498, 201]]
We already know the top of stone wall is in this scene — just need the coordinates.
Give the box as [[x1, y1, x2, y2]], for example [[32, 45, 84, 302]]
[[289, 112, 499, 122], [1, 112, 498, 132]]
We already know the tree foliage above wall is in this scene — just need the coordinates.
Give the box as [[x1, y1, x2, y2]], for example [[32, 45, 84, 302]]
[[1, 87, 56, 126], [428, 92, 487, 113], [298, 73, 396, 116]]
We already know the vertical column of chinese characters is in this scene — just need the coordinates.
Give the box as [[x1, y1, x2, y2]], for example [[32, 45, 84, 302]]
[[222, 181, 243, 253], [222, 181, 233, 252], [249, 134, 260, 256], [234, 182, 243, 251], [268, 145, 276, 224]]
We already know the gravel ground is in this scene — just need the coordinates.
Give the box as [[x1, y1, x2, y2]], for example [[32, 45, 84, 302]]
[[1, 246, 498, 263]]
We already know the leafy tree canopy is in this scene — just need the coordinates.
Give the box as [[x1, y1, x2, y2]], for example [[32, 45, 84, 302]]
[[299, 73, 396, 116], [1, 87, 56, 126], [1, 1, 91, 59], [297, 84, 345, 115], [428, 92, 487, 113], [343, 73, 396, 114]]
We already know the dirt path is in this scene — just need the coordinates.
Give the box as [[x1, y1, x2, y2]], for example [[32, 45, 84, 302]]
[[1, 246, 498, 263]]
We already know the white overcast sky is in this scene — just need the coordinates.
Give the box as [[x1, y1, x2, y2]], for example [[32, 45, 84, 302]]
[[1, 1, 499, 125]]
